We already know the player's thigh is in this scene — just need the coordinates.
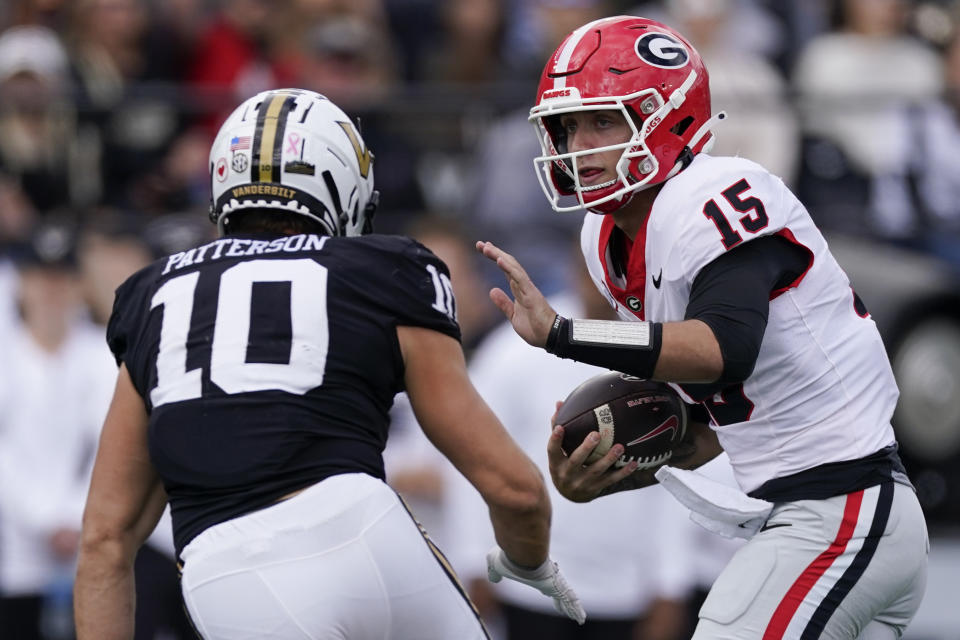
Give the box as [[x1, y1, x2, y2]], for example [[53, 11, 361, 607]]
[[180, 474, 487, 640], [857, 620, 899, 640], [179, 475, 392, 638], [182, 545, 387, 640], [363, 494, 490, 640], [839, 483, 928, 635], [693, 483, 927, 640]]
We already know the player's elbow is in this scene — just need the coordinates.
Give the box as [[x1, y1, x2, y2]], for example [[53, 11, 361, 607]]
[[486, 466, 550, 519], [698, 314, 763, 385], [78, 515, 137, 571], [718, 353, 757, 385]]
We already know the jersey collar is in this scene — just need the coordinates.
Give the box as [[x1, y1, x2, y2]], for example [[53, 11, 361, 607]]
[[597, 213, 651, 320]]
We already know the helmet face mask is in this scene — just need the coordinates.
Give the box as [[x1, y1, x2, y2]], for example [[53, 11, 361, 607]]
[[209, 89, 378, 236], [532, 89, 665, 214], [529, 16, 720, 215]]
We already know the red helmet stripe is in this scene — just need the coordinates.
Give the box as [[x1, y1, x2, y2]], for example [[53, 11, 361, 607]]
[[550, 15, 630, 87]]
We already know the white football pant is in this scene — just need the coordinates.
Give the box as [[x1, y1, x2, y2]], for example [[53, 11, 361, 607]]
[[179, 473, 489, 639], [692, 481, 928, 639]]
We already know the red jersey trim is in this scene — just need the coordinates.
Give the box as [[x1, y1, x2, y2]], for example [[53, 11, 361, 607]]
[[769, 228, 814, 301], [598, 213, 652, 320]]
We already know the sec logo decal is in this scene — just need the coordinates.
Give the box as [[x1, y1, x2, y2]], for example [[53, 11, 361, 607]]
[[232, 153, 249, 173]]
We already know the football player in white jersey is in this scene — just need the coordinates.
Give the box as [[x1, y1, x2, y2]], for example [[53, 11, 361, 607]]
[[74, 89, 585, 639], [477, 16, 928, 640]]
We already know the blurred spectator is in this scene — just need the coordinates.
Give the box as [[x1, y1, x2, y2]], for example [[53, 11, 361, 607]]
[[298, 14, 397, 106], [500, 0, 611, 83], [0, 240, 19, 337], [283, 0, 398, 97], [0, 220, 116, 640], [74, 214, 196, 639], [0, 25, 87, 213], [291, 6, 426, 222], [867, 25, 960, 271], [188, 0, 300, 134], [75, 211, 152, 325], [465, 1, 612, 297], [792, 0, 943, 235], [421, 0, 507, 86], [382, 0, 442, 83], [1, 0, 71, 31], [291, 0, 390, 22], [152, 0, 207, 48], [467, 104, 582, 297], [632, 0, 787, 64], [0, 173, 37, 243], [127, 125, 212, 214], [65, 0, 192, 210], [660, 0, 800, 185]]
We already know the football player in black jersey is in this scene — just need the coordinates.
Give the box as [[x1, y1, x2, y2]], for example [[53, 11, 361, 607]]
[[74, 89, 584, 639]]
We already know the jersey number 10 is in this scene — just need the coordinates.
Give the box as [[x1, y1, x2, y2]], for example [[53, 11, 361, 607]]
[[150, 259, 329, 408]]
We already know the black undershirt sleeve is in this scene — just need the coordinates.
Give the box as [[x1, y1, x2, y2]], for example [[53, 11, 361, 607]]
[[686, 234, 810, 384]]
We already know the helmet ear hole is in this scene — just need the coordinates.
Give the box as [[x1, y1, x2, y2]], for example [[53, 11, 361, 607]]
[[670, 116, 694, 136], [361, 191, 378, 235]]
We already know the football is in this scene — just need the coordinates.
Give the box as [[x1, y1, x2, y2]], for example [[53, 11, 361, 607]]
[[556, 371, 687, 470]]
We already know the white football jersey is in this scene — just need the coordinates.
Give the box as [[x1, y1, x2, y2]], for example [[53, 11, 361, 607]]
[[581, 154, 899, 493]]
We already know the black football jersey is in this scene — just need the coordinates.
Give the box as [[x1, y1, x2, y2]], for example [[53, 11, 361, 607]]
[[106, 232, 460, 557]]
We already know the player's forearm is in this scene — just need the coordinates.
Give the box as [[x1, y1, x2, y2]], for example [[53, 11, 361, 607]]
[[546, 317, 723, 383], [488, 497, 551, 569], [74, 537, 136, 640], [468, 419, 553, 568]]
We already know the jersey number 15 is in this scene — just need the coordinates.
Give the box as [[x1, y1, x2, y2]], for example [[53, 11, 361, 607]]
[[702, 179, 769, 250]]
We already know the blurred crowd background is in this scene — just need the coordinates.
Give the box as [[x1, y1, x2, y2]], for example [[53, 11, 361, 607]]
[[2, 0, 960, 638]]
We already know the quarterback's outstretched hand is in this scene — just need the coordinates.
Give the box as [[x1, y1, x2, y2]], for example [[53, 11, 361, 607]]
[[476, 241, 557, 348], [486, 547, 586, 625]]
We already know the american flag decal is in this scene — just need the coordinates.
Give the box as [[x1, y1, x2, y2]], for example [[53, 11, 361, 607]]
[[230, 136, 251, 151]]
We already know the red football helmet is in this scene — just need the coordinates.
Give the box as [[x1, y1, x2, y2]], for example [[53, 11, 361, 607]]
[[529, 15, 724, 214]]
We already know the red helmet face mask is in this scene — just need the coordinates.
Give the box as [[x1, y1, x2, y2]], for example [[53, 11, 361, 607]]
[[529, 16, 724, 214]]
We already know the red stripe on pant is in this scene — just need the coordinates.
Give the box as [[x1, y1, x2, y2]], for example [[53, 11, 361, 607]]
[[762, 490, 864, 639]]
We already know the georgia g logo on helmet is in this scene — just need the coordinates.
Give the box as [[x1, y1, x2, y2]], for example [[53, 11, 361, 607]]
[[634, 32, 689, 69]]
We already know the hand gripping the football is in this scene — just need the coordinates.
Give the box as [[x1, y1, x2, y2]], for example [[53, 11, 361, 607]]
[[486, 547, 586, 625], [548, 422, 646, 502]]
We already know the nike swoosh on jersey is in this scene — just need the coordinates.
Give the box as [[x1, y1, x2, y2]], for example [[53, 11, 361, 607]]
[[759, 522, 792, 532], [626, 415, 678, 446], [652, 269, 662, 288]]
